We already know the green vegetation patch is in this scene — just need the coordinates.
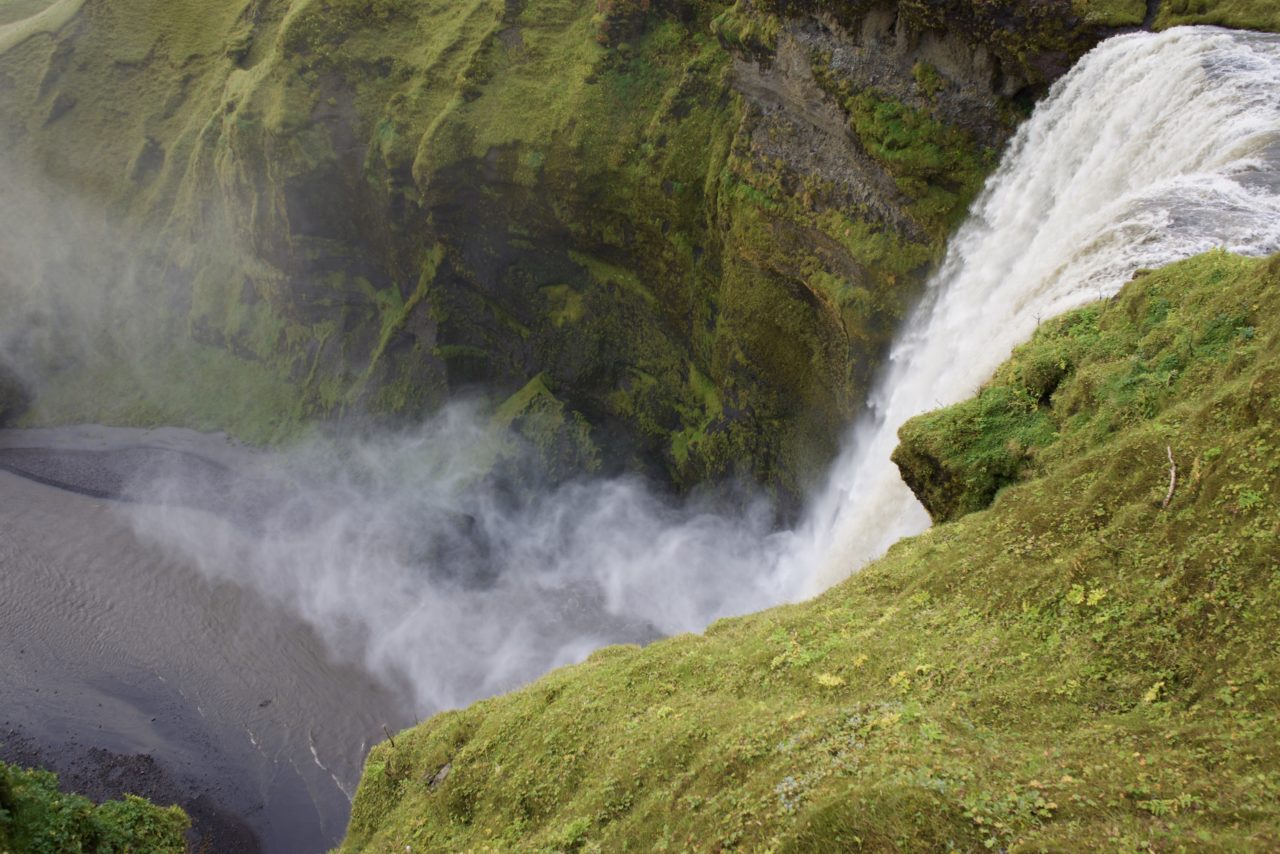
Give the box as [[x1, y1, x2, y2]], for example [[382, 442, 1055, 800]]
[[710, 0, 781, 57], [846, 90, 994, 236], [0, 760, 187, 854], [895, 251, 1275, 522], [494, 374, 603, 480], [1072, 0, 1146, 26], [0, 0, 84, 55], [342, 251, 1280, 852], [1156, 0, 1280, 31]]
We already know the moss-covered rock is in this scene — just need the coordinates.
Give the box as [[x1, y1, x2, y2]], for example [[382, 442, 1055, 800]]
[[341, 251, 1280, 851], [1155, 0, 1280, 31], [893, 382, 1057, 523], [0, 0, 1143, 500], [895, 252, 1277, 522]]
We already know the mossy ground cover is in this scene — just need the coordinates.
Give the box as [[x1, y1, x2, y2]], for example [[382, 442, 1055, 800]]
[[1072, 0, 1146, 27], [1156, 0, 1280, 31], [0, 761, 187, 854], [341, 251, 1280, 852]]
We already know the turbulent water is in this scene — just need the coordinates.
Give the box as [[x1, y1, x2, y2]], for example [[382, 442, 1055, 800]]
[[2, 24, 1279, 853], [799, 26, 1280, 592]]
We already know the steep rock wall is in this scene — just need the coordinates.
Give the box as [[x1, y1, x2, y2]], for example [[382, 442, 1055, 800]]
[[0, 0, 1130, 499]]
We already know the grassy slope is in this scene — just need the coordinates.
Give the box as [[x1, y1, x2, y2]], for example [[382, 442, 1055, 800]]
[[0, 0, 316, 443], [1156, 0, 1280, 31], [342, 251, 1280, 852], [0, 761, 187, 854]]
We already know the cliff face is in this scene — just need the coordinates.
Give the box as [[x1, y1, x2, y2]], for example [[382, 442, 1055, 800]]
[[0, 0, 1124, 497]]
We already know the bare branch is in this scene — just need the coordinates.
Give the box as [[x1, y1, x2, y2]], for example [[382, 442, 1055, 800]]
[[1161, 446, 1177, 510]]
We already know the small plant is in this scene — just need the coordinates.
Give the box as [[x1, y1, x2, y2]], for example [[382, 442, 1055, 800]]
[[0, 762, 187, 853]]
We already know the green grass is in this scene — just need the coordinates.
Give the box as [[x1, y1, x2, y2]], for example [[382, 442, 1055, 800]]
[[0, 0, 58, 28], [341, 251, 1280, 852], [0, 761, 188, 854], [1156, 0, 1280, 31], [896, 251, 1276, 523], [709, 1, 781, 56], [1072, 0, 1147, 26]]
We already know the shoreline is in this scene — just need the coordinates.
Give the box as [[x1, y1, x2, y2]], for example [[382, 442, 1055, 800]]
[[0, 730, 261, 853], [0, 430, 415, 853]]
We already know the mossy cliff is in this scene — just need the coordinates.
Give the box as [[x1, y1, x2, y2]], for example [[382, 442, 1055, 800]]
[[0, 0, 1144, 498], [341, 251, 1280, 851], [0, 760, 188, 854]]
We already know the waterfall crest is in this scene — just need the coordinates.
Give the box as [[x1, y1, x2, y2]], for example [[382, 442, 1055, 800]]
[[790, 26, 1280, 594]]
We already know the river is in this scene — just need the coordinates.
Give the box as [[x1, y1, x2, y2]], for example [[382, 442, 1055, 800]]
[[0, 429, 415, 852]]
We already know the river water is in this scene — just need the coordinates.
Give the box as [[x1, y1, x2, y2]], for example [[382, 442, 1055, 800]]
[[0, 430, 415, 852]]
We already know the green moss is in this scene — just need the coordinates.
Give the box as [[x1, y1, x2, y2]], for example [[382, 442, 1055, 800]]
[[894, 382, 1060, 523], [0, 760, 188, 853], [540, 284, 588, 328], [844, 89, 994, 237], [0, 0, 85, 55], [1072, 0, 1147, 26], [0, 0, 60, 28], [896, 251, 1275, 522], [1155, 0, 1280, 30], [910, 60, 944, 100], [710, 0, 781, 57], [494, 374, 602, 479], [18, 342, 312, 445], [342, 252, 1280, 852]]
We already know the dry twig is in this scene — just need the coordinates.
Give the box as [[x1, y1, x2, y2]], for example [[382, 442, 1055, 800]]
[[1162, 446, 1177, 510]]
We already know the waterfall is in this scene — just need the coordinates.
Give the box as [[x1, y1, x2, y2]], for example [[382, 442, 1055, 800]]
[[787, 26, 1280, 595], [113, 26, 1280, 713]]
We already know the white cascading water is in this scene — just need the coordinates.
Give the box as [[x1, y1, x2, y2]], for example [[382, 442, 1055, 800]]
[[786, 26, 1280, 595], [102, 26, 1280, 715]]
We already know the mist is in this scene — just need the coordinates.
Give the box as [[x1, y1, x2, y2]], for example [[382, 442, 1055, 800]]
[[122, 412, 802, 713], [0, 160, 125, 394], [0, 89, 812, 720], [0, 152, 203, 426]]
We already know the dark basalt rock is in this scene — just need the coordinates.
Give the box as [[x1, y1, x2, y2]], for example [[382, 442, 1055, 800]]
[[0, 364, 29, 427]]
